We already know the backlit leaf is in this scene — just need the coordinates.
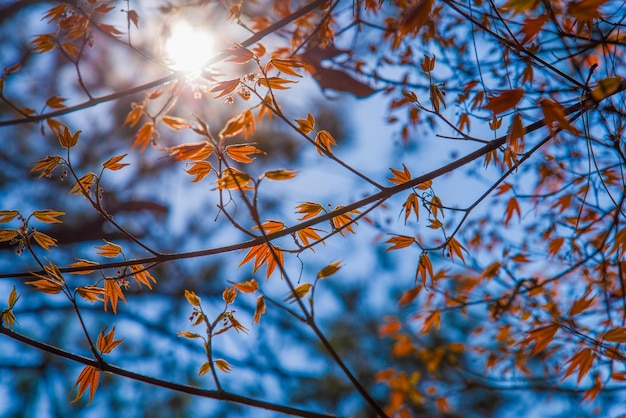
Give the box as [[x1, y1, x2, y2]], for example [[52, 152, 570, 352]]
[[385, 235, 416, 251], [314, 130, 337, 155], [285, 283, 312, 302], [388, 164, 412, 184], [102, 154, 129, 171], [95, 240, 122, 258], [71, 366, 99, 405], [225, 143, 265, 163], [483, 89, 524, 115], [0, 210, 19, 223], [104, 279, 127, 314], [317, 261, 342, 279], [32, 210, 65, 224], [602, 327, 626, 343], [185, 161, 213, 182], [296, 113, 315, 134], [562, 348, 595, 384], [32, 231, 57, 251], [233, 279, 258, 293]]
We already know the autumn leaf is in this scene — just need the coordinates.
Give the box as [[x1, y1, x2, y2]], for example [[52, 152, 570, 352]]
[[388, 164, 412, 184], [133, 122, 155, 151], [104, 279, 127, 314], [421, 310, 441, 333], [210, 78, 241, 98], [69, 259, 99, 274], [0, 210, 19, 223], [161, 116, 190, 131], [504, 197, 521, 226], [253, 296, 266, 323], [562, 348, 595, 384], [270, 58, 305, 77], [69, 172, 96, 196], [219, 109, 255, 139], [285, 283, 312, 302], [32, 231, 58, 251], [416, 253, 434, 287], [295, 202, 324, 220], [216, 168, 253, 190], [225, 143, 265, 163], [567, 0, 610, 20], [317, 261, 342, 279], [102, 154, 129, 171], [522, 323, 559, 356], [25, 277, 63, 294], [483, 89, 524, 115], [446, 237, 468, 263], [46, 95, 66, 109], [263, 169, 298, 181], [314, 130, 337, 155], [95, 240, 122, 258], [163, 142, 214, 162], [129, 264, 157, 289], [295, 113, 315, 134], [215, 359, 233, 373], [590, 76, 622, 102], [540, 98, 580, 135], [32, 209, 65, 224], [233, 279, 258, 293], [385, 235, 416, 251], [184, 290, 201, 307], [602, 327, 626, 343], [330, 206, 360, 235], [297, 227, 324, 249], [57, 126, 80, 148], [185, 161, 213, 182], [398, 0, 434, 36], [225, 45, 254, 64], [97, 326, 124, 355], [76, 286, 105, 302], [71, 366, 100, 405], [257, 76, 296, 90]]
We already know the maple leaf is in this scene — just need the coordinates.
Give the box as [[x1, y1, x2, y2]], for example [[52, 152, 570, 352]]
[[71, 366, 100, 405], [483, 89, 524, 115]]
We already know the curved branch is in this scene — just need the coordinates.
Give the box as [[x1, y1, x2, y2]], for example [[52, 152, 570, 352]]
[[0, 324, 335, 418]]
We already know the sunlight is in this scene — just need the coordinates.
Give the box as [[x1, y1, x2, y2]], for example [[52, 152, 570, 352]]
[[164, 21, 217, 73]]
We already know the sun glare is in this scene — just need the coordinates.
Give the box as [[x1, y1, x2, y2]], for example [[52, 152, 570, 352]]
[[164, 22, 217, 73]]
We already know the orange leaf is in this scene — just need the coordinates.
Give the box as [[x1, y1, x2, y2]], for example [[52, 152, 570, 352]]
[[297, 226, 324, 249], [388, 164, 412, 184], [225, 45, 254, 64], [185, 161, 213, 182], [104, 279, 127, 314], [284, 283, 312, 302], [129, 263, 157, 289], [602, 327, 626, 343], [0, 230, 18, 242], [518, 15, 548, 44], [99, 23, 123, 37], [447, 237, 468, 263], [233, 279, 258, 293], [161, 116, 190, 131], [295, 202, 323, 220], [219, 109, 255, 139], [548, 237, 565, 257], [252, 220, 285, 234], [57, 126, 80, 148], [46, 95, 66, 109], [0, 210, 19, 223], [483, 89, 524, 115], [253, 295, 266, 323], [210, 78, 241, 98], [95, 240, 122, 258], [567, 0, 610, 20], [225, 143, 265, 163], [385, 235, 416, 251], [540, 98, 580, 135], [32, 231, 57, 251], [504, 197, 521, 226], [133, 122, 155, 151], [163, 142, 213, 161], [257, 76, 296, 90], [398, 0, 434, 36], [32, 210, 65, 224], [270, 58, 304, 77], [317, 261, 342, 279], [421, 310, 441, 333], [263, 169, 298, 181], [379, 316, 401, 336], [25, 277, 63, 294], [562, 348, 595, 384], [216, 168, 253, 190], [102, 154, 129, 171], [569, 290, 596, 316], [315, 130, 337, 155], [295, 113, 315, 134], [523, 323, 559, 356], [124, 103, 144, 127], [71, 366, 100, 405], [97, 326, 124, 354]]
